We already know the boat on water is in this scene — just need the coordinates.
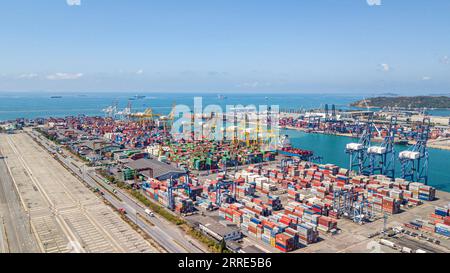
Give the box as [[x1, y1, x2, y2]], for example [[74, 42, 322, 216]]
[[129, 95, 146, 100], [278, 135, 314, 160], [50, 96, 62, 99], [395, 139, 409, 145], [217, 94, 227, 100]]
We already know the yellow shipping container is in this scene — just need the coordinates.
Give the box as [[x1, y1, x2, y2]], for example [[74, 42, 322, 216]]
[[270, 238, 275, 247]]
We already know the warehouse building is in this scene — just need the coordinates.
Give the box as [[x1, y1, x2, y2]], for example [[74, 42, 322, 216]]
[[124, 157, 186, 181], [189, 216, 242, 242]]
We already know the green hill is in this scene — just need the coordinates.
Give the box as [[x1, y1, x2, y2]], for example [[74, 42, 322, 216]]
[[351, 96, 450, 109]]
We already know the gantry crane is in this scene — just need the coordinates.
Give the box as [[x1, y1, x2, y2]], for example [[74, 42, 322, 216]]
[[129, 107, 161, 125], [345, 114, 373, 175], [159, 101, 177, 133], [214, 180, 236, 206], [324, 104, 337, 122], [102, 101, 118, 118], [168, 175, 191, 211], [116, 101, 132, 120], [333, 190, 374, 224], [399, 117, 430, 184], [367, 116, 397, 179]]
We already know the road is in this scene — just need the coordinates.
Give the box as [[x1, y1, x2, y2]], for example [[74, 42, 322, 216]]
[[0, 155, 39, 253], [0, 132, 157, 253], [28, 129, 206, 253]]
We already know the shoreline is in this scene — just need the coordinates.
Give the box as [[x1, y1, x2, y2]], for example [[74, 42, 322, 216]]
[[282, 125, 450, 152]]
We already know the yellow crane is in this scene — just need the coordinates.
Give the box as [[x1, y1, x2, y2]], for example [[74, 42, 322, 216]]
[[129, 107, 161, 125], [159, 101, 177, 132]]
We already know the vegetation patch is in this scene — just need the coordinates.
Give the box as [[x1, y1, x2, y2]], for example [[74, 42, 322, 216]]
[[352, 96, 450, 109]]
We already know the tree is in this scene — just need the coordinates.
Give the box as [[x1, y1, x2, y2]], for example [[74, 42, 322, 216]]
[[219, 239, 227, 253]]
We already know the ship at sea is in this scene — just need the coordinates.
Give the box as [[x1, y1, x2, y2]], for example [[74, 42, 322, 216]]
[[50, 96, 62, 99], [129, 95, 146, 100], [277, 135, 314, 160]]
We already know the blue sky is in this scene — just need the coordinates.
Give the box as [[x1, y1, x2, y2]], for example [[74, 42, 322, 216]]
[[0, 0, 449, 94]]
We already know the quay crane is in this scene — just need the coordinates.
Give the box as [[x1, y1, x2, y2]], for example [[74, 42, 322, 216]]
[[366, 116, 397, 179], [307, 113, 321, 130], [117, 101, 132, 120], [129, 107, 161, 125], [324, 104, 337, 122], [102, 101, 118, 118], [399, 117, 430, 185], [159, 101, 177, 133], [345, 115, 373, 175]]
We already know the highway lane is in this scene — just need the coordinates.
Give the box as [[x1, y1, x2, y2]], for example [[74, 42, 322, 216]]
[[29, 129, 205, 253]]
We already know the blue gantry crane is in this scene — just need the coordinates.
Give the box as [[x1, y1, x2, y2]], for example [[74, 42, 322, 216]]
[[345, 115, 372, 175], [214, 180, 236, 206], [366, 116, 397, 179], [333, 190, 374, 224], [168, 175, 191, 210], [280, 158, 294, 174], [324, 104, 337, 122], [399, 118, 430, 185]]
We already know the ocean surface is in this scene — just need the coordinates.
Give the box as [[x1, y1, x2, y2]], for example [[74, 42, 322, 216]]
[[0, 92, 364, 121], [1, 92, 449, 191], [1, 92, 449, 121]]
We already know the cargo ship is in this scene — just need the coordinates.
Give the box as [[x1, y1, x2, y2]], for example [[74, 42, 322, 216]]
[[277, 135, 314, 160], [129, 95, 146, 100]]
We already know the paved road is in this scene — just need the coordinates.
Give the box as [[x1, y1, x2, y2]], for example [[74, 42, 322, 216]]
[[1, 133, 156, 253], [0, 154, 39, 253], [28, 129, 206, 253]]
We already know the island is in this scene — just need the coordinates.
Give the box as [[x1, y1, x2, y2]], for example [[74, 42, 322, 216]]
[[351, 96, 450, 109]]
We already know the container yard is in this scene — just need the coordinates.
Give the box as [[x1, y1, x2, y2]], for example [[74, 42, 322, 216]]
[[14, 112, 447, 254]]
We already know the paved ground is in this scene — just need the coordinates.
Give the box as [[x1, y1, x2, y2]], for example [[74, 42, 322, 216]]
[[0, 133, 158, 253], [0, 153, 39, 253], [28, 129, 206, 253]]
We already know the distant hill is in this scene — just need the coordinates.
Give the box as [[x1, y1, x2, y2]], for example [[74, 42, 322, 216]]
[[378, 92, 398, 97], [351, 96, 450, 109]]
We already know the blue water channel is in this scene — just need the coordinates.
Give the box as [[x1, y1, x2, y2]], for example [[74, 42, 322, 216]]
[[284, 129, 450, 192]]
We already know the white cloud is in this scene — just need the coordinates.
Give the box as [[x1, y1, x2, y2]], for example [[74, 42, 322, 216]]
[[46, 72, 83, 80], [422, 76, 431, 81], [367, 0, 381, 6], [441, 55, 449, 65], [136, 69, 144, 75], [18, 73, 38, 79], [380, 63, 390, 72], [238, 82, 272, 88], [66, 0, 81, 6]]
